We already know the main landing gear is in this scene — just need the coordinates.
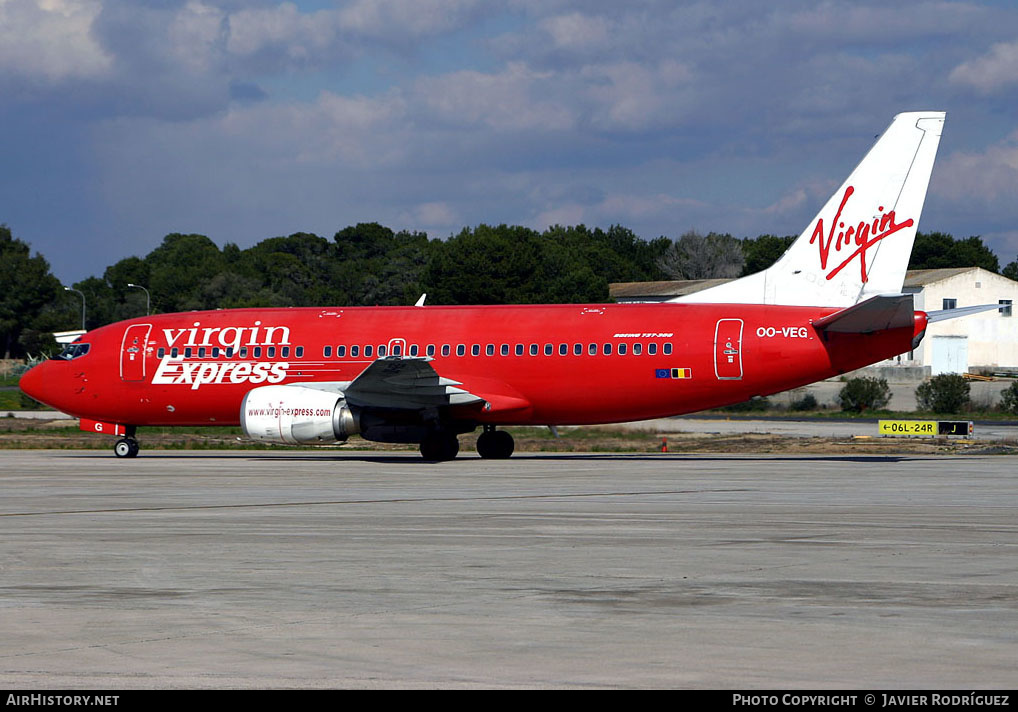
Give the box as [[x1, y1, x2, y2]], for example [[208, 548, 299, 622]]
[[419, 430, 460, 461], [113, 426, 140, 458], [417, 427, 515, 460], [476, 426, 514, 459]]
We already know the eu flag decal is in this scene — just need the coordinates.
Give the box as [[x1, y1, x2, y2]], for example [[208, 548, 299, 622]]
[[655, 369, 670, 379]]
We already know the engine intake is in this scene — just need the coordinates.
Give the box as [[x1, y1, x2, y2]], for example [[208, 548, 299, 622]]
[[240, 385, 360, 445]]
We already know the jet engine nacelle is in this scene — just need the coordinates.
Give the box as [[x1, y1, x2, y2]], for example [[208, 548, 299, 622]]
[[240, 385, 360, 445]]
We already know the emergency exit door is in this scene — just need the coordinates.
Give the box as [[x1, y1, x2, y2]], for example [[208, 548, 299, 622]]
[[714, 319, 744, 380], [120, 324, 152, 381]]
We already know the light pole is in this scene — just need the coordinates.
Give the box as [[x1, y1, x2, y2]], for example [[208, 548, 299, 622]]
[[127, 283, 150, 316], [64, 287, 86, 331]]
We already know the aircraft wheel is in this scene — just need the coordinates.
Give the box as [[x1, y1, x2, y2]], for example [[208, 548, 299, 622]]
[[420, 432, 459, 461], [477, 430, 514, 459], [114, 438, 140, 458]]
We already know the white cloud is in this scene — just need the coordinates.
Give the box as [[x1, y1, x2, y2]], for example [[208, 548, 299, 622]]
[[0, 0, 112, 81], [539, 12, 611, 50], [169, 1, 226, 74], [933, 129, 1018, 205], [337, 0, 481, 39], [415, 62, 575, 131], [949, 40, 1018, 94]]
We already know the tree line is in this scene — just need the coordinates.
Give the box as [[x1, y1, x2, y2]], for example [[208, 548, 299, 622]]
[[3, 222, 1017, 359]]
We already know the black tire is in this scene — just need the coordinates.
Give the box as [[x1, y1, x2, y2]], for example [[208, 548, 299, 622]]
[[420, 432, 459, 461], [114, 438, 139, 458], [477, 430, 514, 459]]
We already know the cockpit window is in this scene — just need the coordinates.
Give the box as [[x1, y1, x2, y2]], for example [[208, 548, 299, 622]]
[[56, 343, 90, 360]]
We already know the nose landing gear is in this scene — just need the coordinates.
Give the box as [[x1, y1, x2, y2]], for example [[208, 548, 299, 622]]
[[113, 426, 140, 458]]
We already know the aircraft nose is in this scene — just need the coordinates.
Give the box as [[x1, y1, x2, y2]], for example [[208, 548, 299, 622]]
[[18, 362, 50, 407]]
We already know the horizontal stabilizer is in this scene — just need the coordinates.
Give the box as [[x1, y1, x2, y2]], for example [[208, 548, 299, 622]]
[[926, 303, 1003, 323], [813, 294, 914, 334]]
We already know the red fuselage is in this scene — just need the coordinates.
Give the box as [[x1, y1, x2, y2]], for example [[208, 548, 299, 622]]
[[21, 302, 921, 428]]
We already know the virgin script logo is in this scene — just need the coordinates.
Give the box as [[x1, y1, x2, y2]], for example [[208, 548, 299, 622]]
[[809, 186, 913, 283]]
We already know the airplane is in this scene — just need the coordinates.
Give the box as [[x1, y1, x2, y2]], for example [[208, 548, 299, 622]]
[[22, 111, 974, 460]]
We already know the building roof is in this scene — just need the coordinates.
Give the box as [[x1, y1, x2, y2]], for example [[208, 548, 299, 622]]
[[610, 267, 1011, 301]]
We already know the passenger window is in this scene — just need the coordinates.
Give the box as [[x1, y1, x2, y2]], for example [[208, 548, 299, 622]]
[[324, 346, 332, 357], [267, 347, 276, 358], [442, 344, 451, 356], [558, 344, 567, 356], [573, 343, 582, 355], [588, 343, 597, 355], [515, 344, 524, 356], [239, 347, 247, 358], [633, 343, 642, 355], [664, 343, 673, 355], [544, 344, 553, 356], [603, 343, 612, 355], [295, 346, 304, 358], [225, 347, 234, 358], [427, 345, 436, 356], [197, 347, 206, 358], [471, 344, 480, 356], [409, 344, 418, 356], [157, 347, 166, 358], [185, 347, 194, 358], [501, 344, 510, 356], [530, 344, 538, 356], [337, 346, 346, 357], [364, 345, 373, 357], [618, 343, 627, 355], [171, 347, 179, 358], [648, 343, 657, 355], [378, 345, 387, 357], [457, 344, 465, 356], [281, 347, 290, 358], [486, 344, 495, 356], [351, 345, 359, 357]]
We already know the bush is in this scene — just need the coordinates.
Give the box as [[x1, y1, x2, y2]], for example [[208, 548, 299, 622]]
[[838, 377, 891, 413], [790, 393, 818, 411], [999, 381, 1018, 415], [915, 374, 970, 413]]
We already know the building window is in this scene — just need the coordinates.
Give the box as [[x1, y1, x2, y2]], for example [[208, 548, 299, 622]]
[[1001, 300, 1013, 317], [943, 298, 957, 310]]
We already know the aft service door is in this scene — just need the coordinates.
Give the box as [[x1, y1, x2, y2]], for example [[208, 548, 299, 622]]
[[120, 324, 152, 381], [714, 319, 744, 380]]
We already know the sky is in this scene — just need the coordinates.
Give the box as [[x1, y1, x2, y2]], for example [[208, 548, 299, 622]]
[[4, 0, 1018, 285]]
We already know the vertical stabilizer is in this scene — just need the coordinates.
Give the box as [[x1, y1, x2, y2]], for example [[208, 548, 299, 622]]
[[673, 112, 945, 307]]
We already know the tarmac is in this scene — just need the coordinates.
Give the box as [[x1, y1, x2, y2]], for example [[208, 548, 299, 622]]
[[1, 449, 1016, 689]]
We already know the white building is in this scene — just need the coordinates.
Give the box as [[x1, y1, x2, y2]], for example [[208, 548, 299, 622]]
[[610, 267, 1018, 374], [900, 268, 1017, 374]]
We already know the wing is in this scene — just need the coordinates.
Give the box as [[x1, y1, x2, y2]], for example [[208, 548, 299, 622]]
[[344, 357, 484, 409], [294, 356, 531, 414]]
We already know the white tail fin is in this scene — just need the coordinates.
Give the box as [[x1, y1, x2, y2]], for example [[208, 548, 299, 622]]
[[672, 111, 945, 307]]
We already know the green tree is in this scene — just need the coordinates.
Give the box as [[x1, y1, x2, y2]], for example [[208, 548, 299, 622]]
[[658, 230, 744, 279], [0, 225, 62, 358], [145, 234, 227, 312], [908, 232, 1000, 272], [741, 234, 796, 276], [1002, 257, 1018, 282]]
